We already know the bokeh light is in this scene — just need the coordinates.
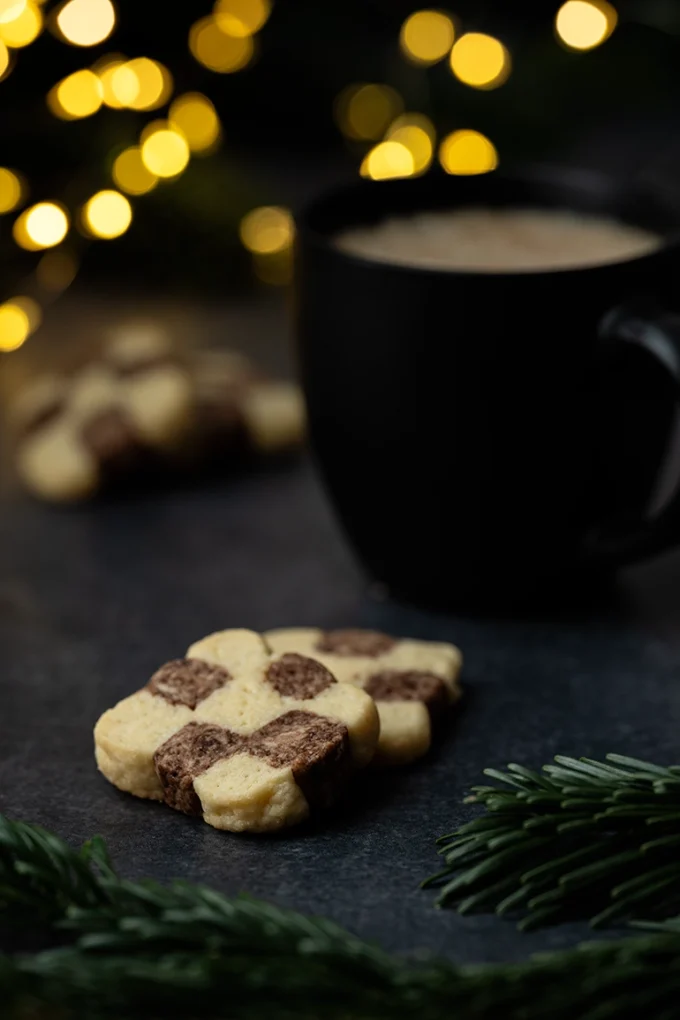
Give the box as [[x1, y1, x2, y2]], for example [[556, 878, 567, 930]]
[[189, 16, 254, 73], [336, 83, 403, 141], [213, 0, 270, 37], [82, 189, 132, 239], [125, 57, 172, 111], [239, 206, 294, 255], [48, 68, 103, 119], [555, 0, 617, 50], [450, 32, 511, 89], [140, 123, 190, 178], [385, 126, 432, 174], [0, 167, 24, 213], [36, 249, 78, 292], [0, 0, 41, 47], [439, 129, 498, 175], [0, 39, 9, 76], [386, 113, 435, 174], [169, 93, 221, 153], [387, 111, 435, 141], [0, 301, 30, 351], [108, 62, 139, 106], [399, 10, 455, 66], [360, 140, 415, 180], [56, 0, 115, 47], [112, 146, 158, 195], [97, 56, 130, 107], [0, 1, 26, 25], [11, 294, 41, 332], [13, 201, 69, 250]]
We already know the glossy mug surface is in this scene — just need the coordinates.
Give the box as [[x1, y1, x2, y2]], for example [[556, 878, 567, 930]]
[[295, 168, 680, 609]]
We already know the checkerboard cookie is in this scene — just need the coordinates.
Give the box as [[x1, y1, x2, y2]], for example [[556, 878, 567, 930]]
[[13, 365, 188, 503], [94, 629, 379, 832], [265, 628, 462, 765], [12, 328, 193, 502], [11, 331, 305, 502]]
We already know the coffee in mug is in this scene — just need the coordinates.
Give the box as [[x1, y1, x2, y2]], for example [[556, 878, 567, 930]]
[[335, 207, 662, 272], [296, 170, 680, 609]]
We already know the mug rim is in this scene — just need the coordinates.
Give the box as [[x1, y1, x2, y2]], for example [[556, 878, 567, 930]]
[[297, 164, 680, 281]]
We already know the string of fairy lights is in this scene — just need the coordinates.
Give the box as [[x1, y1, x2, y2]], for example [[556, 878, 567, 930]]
[[0, 0, 621, 353], [0, 0, 277, 353], [340, 1, 618, 182]]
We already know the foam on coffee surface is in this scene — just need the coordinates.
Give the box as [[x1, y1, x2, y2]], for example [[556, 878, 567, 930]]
[[335, 207, 662, 272]]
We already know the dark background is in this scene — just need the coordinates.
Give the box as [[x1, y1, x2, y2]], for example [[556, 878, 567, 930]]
[[3, 0, 680, 297]]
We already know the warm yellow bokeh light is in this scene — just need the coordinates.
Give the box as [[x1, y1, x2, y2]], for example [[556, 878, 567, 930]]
[[213, 0, 271, 37], [399, 10, 455, 65], [0, 0, 26, 25], [386, 124, 433, 174], [336, 83, 404, 141], [125, 57, 172, 111], [0, 167, 24, 213], [48, 68, 103, 119], [169, 93, 221, 153], [439, 129, 498, 175], [0, 39, 9, 76], [0, 0, 41, 47], [239, 206, 294, 255], [0, 302, 30, 351], [14, 202, 69, 250], [450, 32, 510, 89], [141, 125, 190, 178], [360, 141, 415, 180], [189, 16, 254, 73], [111, 63, 140, 105], [11, 294, 41, 332], [555, 0, 617, 50], [387, 111, 435, 141], [56, 0, 115, 47], [112, 146, 158, 195], [36, 249, 78, 292], [82, 189, 132, 239], [97, 58, 130, 107]]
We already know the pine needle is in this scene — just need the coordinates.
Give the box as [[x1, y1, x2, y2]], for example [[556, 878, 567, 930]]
[[425, 753, 680, 929]]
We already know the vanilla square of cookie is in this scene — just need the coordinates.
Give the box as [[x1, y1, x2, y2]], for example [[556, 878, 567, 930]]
[[94, 629, 379, 833], [264, 628, 462, 765]]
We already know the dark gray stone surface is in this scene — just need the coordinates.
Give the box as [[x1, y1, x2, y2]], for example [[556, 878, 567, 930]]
[[1, 458, 680, 964]]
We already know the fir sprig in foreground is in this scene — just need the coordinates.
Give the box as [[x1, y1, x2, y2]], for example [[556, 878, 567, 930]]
[[3, 755, 680, 1018], [424, 754, 680, 929], [1, 811, 680, 1017]]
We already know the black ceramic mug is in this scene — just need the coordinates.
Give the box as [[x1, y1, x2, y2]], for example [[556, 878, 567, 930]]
[[295, 167, 680, 609]]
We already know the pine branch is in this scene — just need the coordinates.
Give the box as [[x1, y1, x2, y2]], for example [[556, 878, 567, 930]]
[[1, 810, 680, 1017], [4, 910, 680, 1019], [0, 815, 114, 923], [424, 754, 680, 929]]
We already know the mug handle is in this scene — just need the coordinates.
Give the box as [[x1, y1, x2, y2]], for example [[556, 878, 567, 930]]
[[592, 302, 680, 566]]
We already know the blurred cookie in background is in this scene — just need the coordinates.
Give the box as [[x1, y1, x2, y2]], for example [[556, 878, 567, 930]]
[[8, 323, 306, 503], [192, 348, 305, 459], [11, 357, 190, 503]]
